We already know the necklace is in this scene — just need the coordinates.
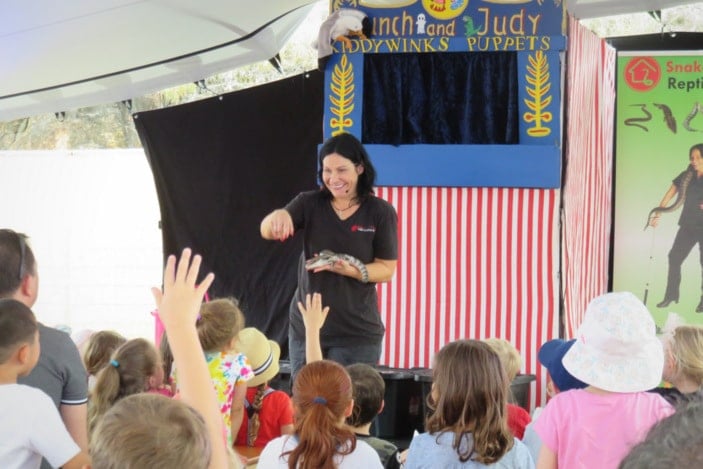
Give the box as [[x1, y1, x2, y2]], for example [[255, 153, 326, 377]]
[[331, 198, 358, 216]]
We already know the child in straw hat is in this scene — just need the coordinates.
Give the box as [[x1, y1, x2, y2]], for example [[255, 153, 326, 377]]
[[235, 327, 294, 448], [534, 292, 674, 469]]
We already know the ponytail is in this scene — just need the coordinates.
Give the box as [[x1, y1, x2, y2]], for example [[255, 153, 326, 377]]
[[247, 384, 267, 446], [88, 361, 122, 435], [285, 360, 356, 469], [88, 338, 159, 437]]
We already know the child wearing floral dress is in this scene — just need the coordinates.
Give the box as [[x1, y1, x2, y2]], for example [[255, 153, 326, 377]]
[[191, 298, 253, 447]]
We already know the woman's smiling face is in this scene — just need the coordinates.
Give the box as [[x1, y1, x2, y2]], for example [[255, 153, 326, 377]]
[[321, 153, 363, 199]]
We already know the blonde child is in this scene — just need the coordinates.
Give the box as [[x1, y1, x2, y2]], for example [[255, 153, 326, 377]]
[[482, 338, 531, 439], [534, 292, 675, 469], [405, 340, 534, 468], [89, 248, 239, 469], [193, 298, 253, 447], [234, 327, 294, 448], [82, 330, 126, 391], [655, 324, 703, 404], [258, 359, 382, 468], [0, 299, 90, 469], [88, 338, 169, 434]]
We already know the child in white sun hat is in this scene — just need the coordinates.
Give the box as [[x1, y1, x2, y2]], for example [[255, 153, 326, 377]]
[[534, 291, 674, 469]]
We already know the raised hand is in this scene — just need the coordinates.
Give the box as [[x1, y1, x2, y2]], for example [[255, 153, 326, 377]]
[[297, 292, 330, 333], [151, 248, 214, 331]]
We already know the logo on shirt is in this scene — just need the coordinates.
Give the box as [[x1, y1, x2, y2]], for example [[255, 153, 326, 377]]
[[351, 225, 376, 233]]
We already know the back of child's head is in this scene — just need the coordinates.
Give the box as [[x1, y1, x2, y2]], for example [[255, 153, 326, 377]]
[[345, 363, 385, 427], [88, 338, 160, 434], [83, 330, 127, 376], [665, 325, 703, 388], [0, 298, 36, 364], [289, 360, 356, 468], [90, 393, 210, 469], [482, 338, 522, 381], [537, 338, 587, 393], [428, 339, 512, 464], [237, 327, 282, 445], [619, 399, 703, 468], [196, 298, 245, 352], [563, 291, 663, 393], [0, 229, 36, 297]]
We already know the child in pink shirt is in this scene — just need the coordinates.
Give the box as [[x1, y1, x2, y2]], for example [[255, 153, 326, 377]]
[[534, 292, 674, 469]]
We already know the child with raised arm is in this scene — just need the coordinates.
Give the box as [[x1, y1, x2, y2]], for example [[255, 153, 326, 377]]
[[405, 340, 534, 469], [258, 359, 383, 468], [90, 248, 237, 469], [534, 292, 674, 469], [0, 299, 90, 469]]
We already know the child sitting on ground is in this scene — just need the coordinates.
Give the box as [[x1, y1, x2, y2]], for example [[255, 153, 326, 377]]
[[483, 338, 531, 439], [346, 363, 402, 469], [234, 327, 294, 448], [405, 339, 534, 468], [258, 359, 383, 468], [534, 291, 675, 469], [521, 338, 587, 462], [192, 298, 253, 447], [89, 248, 240, 469], [88, 337, 170, 434], [0, 299, 90, 469], [82, 330, 126, 391]]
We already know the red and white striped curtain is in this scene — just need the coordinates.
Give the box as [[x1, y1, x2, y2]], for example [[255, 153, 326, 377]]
[[376, 186, 559, 409], [562, 16, 616, 336]]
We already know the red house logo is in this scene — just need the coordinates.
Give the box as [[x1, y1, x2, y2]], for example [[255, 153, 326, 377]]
[[624, 57, 661, 91]]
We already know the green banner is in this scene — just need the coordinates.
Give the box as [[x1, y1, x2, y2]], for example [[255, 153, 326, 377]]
[[614, 52, 703, 327]]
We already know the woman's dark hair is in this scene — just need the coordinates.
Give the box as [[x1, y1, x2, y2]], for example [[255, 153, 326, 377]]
[[317, 133, 376, 200]]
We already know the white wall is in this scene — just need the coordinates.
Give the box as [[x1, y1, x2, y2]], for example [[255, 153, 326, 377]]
[[0, 149, 162, 340]]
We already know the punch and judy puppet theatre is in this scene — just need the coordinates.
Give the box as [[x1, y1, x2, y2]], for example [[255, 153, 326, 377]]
[[319, 0, 565, 188], [312, 0, 595, 412]]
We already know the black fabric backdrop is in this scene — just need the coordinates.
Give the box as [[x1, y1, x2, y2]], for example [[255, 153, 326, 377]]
[[133, 72, 323, 354]]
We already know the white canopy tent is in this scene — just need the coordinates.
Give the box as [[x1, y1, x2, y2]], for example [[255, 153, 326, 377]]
[[0, 0, 318, 122], [1, 1, 700, 122], [567, 0, 701, 19]]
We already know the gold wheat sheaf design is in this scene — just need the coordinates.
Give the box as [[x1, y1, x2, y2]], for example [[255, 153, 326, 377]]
[[523, 50, 552, 137], [329, 54, 355, 136]]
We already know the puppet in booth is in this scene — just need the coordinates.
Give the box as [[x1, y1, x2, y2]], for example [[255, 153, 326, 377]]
[[313, 8, 371, 70]]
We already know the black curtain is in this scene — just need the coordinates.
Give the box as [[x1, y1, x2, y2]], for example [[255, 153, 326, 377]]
[[362, 52, 518, 145], [134, 72, 323, 354]]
